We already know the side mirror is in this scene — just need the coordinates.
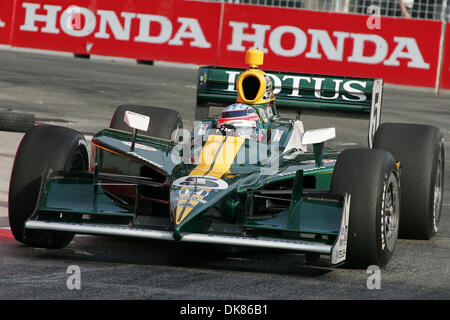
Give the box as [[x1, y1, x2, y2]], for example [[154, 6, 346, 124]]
[[301, 128, 336, 167], [301, 127, 336, 145], [124, 111, 150, 132], [124, 111, 150, 152]]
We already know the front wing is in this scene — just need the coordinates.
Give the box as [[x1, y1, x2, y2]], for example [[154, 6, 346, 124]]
[[24, 170, 350, 266]]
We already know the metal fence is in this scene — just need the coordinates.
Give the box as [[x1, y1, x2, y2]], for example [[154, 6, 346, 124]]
[[206, 0, 449, 20]]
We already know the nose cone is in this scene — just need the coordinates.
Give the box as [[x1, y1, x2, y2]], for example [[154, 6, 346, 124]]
[[170, 175, 229, 226], [170, 175, 234, 240], [170, 135, 247, 239]]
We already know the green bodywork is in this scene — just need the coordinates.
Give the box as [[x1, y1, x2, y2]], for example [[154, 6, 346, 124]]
[[33, 127, 340, 240], [26, 66, 382, 266]]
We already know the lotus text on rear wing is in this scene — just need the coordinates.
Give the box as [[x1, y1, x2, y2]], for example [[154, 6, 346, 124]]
[[222, 71, 370, 101]]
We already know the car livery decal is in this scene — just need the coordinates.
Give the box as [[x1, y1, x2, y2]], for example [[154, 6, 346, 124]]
[[122, 141, 157, 152], [173, 175, 229, 190], [175, 135, 245, 225]]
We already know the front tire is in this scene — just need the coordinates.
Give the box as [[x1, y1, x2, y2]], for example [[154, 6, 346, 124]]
[[9, 125, 88, 248], [331, 149, 400, 268]]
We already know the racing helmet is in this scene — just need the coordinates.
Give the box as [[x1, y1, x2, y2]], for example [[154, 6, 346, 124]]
[[218, 103, 263, 140]]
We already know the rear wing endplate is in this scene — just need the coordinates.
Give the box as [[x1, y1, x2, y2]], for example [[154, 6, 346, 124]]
[[196, 66, 383, 148]]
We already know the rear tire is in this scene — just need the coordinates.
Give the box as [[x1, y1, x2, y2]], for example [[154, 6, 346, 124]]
[[374, 123, 445, 240], [8, 125, 88, 248], [110, 105, 182, 140], [331, 149, 400, 268]]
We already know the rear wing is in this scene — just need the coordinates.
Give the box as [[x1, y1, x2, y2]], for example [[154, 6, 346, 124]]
[[196, 66, 383, 148]]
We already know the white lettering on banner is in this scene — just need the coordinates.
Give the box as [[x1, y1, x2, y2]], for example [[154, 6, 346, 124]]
[[305, 30, 349, 61], [0, 19, 5, 28], [20, 3, 61, 34], [168, 17, 211, 48], [348, 33, 388, 64], [384, 37, 430, 69], [268, 26, 307, 57], [18, 2, 429, 69], [95, 10, 136, 41], [227, 21, 430, 70], [135, 14, 172, 44], [227, 22, 270, 53], [19, 2, 211, 48]]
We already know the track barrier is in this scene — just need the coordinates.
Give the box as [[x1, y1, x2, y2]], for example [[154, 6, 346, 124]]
[[0, 0, 448, 91]]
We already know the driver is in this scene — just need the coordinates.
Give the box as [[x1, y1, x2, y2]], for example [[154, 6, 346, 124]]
[[217, 103, 263, 141]]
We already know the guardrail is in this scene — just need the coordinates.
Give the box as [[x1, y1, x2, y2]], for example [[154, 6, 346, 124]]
[[0, 0, 448, 91]]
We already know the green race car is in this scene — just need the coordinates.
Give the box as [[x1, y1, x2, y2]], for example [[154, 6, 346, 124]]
[[9, 50, 445, 268]]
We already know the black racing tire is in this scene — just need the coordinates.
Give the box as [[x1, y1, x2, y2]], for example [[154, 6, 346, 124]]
[[331, 148, 400, 268], [9, 125, 89, 248], [0, 110, 35, 133], [110, 105, 183, 140], [374, 123, 445, 240]]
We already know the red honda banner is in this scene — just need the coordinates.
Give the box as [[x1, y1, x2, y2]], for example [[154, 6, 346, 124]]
[[219, 3, 442, 88], [10, 0, 221, 64], [440, 23, 450, 90], [2, 0, 447, 89], [0, 0, 14, 44]]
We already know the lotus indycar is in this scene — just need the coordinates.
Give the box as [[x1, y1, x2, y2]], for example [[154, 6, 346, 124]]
[[9, 49, 445, 268]]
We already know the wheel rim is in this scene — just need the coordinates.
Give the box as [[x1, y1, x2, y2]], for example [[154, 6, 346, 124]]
[[382, 173, 400, 252], [432, 142, 444, 233]]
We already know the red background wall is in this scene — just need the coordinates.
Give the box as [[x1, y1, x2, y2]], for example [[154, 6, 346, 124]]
[[439, 23, 450, 90], [1, 0, 448, 90]]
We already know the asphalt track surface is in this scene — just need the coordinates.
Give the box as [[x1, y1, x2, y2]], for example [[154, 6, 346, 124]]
[[0, 49, 449, 300]]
